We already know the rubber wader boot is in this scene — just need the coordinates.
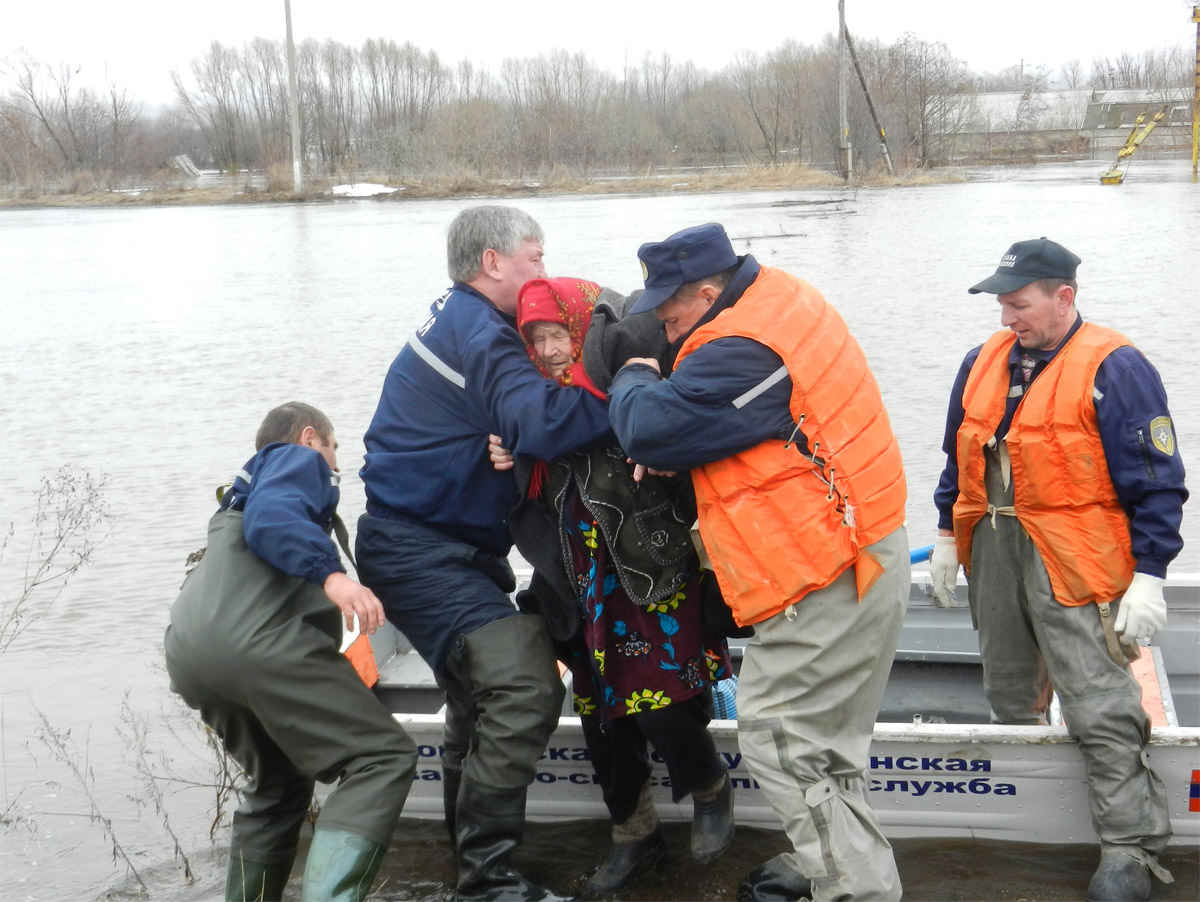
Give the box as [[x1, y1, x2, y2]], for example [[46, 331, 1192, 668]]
[[691, 771, 735, 863], [454, 780, 569, 902], [443, 765, 463, 846], [225, 852, 293, 902], [582, 828, 667, 898], [1086, 848, 1151, 902], [300, 828, 385, 902], [737, 854, 813, 902]]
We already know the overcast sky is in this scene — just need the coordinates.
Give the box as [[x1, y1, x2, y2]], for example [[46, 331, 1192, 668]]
[[4, 1, 1196, 105]]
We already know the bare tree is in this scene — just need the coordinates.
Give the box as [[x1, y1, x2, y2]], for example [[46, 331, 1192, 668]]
[[1061, 59, 1084, 90]]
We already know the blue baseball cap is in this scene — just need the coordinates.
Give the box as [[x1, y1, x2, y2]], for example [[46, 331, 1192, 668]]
[[969, 237, 1081, 295], [629, 223, 738, 314]]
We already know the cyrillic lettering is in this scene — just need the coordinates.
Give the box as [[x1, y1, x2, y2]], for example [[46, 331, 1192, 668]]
[[870, 756, 893, 770], [910, 780, 931, 796], [920, 757, 944, 770], [933, 781, 966, 793], [994, 783, 1016, 795], [969, 760, 992, 772], [896, 757, 919, 770], [417, 744, 438, 758], [535, 772, 556, 783], [968, 779, 991, 794]]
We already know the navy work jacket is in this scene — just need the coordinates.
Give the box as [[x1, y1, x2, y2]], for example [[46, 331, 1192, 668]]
[[361, 282, 612, 556], [220, 442, 345, 586], [934, 315, 1187, 577], [609, 256, 798, 471]]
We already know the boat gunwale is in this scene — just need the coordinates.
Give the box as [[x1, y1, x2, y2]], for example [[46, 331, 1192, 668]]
[[392, 712, 1200, 747]]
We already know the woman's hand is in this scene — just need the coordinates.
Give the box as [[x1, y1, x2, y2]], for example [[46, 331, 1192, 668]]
[[488, 433, 514, 471]]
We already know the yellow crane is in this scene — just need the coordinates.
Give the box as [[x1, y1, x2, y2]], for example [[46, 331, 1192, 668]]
[[1099, 106, 1168, 184]]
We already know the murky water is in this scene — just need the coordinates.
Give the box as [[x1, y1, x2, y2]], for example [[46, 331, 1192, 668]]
[[3, 160, 1199, 901]]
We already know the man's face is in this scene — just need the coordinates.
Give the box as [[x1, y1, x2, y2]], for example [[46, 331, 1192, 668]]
[[656, 286, 715, 343], [997, 281, 1072, 350], [315, 431, 339, 472], [489, 239, 546, 314]]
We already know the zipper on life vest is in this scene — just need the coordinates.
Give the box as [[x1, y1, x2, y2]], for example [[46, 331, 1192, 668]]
[[1137, 428, 1157, 479]]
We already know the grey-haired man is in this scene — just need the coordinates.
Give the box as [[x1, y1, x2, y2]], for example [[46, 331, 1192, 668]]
[[355, 206, 612, 901]]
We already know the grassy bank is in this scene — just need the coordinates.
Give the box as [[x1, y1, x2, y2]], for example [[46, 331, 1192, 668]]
[[0, 163, 963, 210]]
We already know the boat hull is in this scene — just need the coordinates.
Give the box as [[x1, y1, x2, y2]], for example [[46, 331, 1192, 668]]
[[392, 712, 1200, 846], [374, 574, 1200, 846]]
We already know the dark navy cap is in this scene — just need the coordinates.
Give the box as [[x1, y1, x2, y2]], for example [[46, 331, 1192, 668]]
[[968, 237, 1081, 295], [629, 223, 738, 314]]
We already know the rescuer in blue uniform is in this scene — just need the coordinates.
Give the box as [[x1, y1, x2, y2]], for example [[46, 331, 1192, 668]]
[[166, 401, 417, 901], [355, 206, 611, 902]]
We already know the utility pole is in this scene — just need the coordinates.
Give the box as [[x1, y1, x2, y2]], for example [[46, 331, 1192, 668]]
[[844, 27, 895, 175], [284, 0, 303, 192], [838, 0, 852, 181], [1192, 5, 1199, 180]]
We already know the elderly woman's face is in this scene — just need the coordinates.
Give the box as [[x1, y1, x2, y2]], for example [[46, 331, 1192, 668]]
[[527, 321, 573, 379]]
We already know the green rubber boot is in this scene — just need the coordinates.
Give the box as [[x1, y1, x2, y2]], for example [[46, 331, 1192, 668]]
[[300, 828, 386, 902]]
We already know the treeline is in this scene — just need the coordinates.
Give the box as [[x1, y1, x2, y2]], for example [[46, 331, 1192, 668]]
[[0, 35, 1192, 189]]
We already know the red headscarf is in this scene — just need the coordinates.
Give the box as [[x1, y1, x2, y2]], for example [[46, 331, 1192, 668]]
[[517, 277, 606, 400]]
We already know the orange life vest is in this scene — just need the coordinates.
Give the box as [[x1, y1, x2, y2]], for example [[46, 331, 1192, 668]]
[[953, 323, 1135, 605], [675, 266, 907, 626]]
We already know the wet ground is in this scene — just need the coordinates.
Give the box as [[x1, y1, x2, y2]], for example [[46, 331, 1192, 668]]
[[107, 818, 1200, 901]]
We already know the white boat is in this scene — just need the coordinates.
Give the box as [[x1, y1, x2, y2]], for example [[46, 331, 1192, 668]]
[[366, 572, 1200, 847]]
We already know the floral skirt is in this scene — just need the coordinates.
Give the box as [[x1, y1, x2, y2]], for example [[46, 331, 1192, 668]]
[[564, 494, 731, 720]]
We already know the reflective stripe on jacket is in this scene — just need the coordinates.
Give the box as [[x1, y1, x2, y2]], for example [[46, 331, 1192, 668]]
[[953, 324, 1136, 605], [674, 266, 907, 626]]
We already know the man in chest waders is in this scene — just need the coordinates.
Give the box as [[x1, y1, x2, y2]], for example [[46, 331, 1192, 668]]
[[355, 206, 612, 901], [165, 402, 418, 901], [930, 238, 1188, 901], [608, 223, 911, 902]]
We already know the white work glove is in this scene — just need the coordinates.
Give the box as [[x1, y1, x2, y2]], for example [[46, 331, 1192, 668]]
[[1114, 572, 1167, 645], [929, 534, 960, 607]]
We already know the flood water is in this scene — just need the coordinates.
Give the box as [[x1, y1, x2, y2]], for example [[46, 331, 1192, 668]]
[[2, 160, 1199, 901]]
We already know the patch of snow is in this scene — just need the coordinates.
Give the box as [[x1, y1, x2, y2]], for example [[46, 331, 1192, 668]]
[[330, 182, 401, 197]]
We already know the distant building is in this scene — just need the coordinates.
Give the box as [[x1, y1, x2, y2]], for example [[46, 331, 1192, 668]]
[[925, 88, 1193, 163], [1081, 89, 1192, 129]]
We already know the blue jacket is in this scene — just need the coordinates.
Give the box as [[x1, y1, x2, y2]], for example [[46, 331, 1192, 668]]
[[934, 315, 1187, 577], [609, 256, 798, 471], [220, 442, 345, 585], [361, 283, 612, 555]]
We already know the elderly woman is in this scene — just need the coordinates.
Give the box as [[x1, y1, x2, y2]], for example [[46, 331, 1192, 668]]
[[495, 276, 736, 897]]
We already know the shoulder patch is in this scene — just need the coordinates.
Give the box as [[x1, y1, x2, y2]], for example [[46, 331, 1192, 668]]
[[1149, 416, 1175, 456]]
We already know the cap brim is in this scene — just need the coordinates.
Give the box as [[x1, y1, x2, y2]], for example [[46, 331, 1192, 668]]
[[628, 283, 678, 315], [967, 270, 1038, 295]]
